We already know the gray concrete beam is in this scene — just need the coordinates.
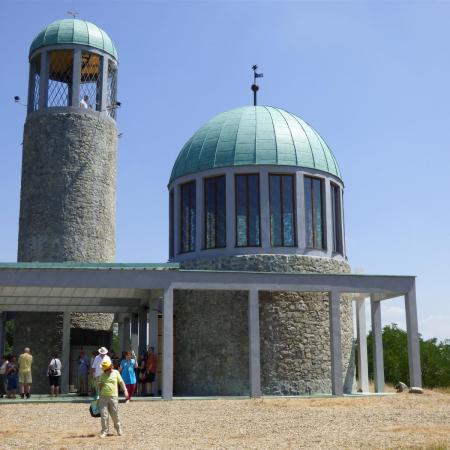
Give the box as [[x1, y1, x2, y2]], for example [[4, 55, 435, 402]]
[[371, 294, 385, 393], [162, 287, 173, 400], [405, 285, 422, 388], [355, 298, 369, 392], [248, 290, 261, 397], [148, 299, 159, 396], [71, 49, 81, 107], [329, 291, 343, 395]]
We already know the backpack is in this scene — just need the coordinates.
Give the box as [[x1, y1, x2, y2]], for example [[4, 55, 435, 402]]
[[49, 359, 59, 376]]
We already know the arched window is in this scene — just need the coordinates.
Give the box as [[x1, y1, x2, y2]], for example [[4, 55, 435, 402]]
[[180, 181, 196, 253], [204, 176, 226, 249], [235, 174, 260, 247], [304, 176, 325, 249], [269, 174, 296, 246], [331, 183, 343, 254]]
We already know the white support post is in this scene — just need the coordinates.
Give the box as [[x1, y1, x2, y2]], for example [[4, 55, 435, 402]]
[[405, 284, 422, 388], [38, 50, 48, 109], [117, 320, 124, 353], [248, 290, 261, 397], [370, 294, 385, 393], [259, 167, 270, 248], [329, 291, 343, 395], [61, 312, 71, 394], [355, 298, 369, 392], [296, 172, 306, 249], [71, 48, 81, 107], [148, 299, 159, 395], [130, 314, 139, 355], [162, 287, 174, 400], [100, 55, 109, 112], [138, 308, 148, 357]]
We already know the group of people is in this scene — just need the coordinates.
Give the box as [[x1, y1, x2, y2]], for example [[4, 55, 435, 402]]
[[78, 346, 158, 398], [0, 348, 63, 399]]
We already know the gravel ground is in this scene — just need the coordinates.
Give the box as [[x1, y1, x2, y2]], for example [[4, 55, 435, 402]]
[[0, 391, 449, 449]]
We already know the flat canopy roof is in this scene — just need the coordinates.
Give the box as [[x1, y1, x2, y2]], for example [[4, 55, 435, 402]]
[[0, 262, 416, 314]]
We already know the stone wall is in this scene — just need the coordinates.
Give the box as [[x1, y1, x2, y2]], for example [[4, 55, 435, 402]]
[[15, 111, 117, 392], [179, 254, 355, 395]]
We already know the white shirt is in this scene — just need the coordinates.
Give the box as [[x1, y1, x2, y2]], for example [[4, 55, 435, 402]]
[[80, 98, 88, 109], [92, 354, 111, 377], [48, 358, 62, 376]]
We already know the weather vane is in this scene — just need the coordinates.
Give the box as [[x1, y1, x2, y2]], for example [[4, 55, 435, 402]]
[[251, 65, 263, 106], [67, 10, 79, 18]]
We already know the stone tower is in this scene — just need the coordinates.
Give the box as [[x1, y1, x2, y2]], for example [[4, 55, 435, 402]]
[[15, 19, 119, 392], [168, 106, 354, 396]]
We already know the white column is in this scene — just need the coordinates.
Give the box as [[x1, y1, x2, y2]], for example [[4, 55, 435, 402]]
[[405, 285, 422, 388], [38, 50, 48, 109], [138, 308, 148, 357], [130, 314, 139, 354], [71, 48, 81, 107], [259, 167, 270, 248], [148, 298, 160, 396], [370, 294, 384, 393], [329, 291, 343, 395], [100, 55, 109, 112], [61, 312, 71, 394], [225, 171, 235, 250], [248, 290, 261, 397], [162, 287, 174, 400], [296, 172, 306, 250], [355, 298, 369, 392]]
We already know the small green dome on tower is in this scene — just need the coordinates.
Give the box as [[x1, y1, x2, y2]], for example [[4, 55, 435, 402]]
[[29, 19, 118, 60], [169, 106, 341, 183]]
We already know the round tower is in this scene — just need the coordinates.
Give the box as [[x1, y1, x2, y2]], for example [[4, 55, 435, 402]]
[[15, 19, 119, 392], [168, 106, 354, 395]]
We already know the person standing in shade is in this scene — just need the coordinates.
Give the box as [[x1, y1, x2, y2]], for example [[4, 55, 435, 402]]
[[119, 351, 138, 402], [18, 347, 33, 399], [91, 347, 111, 392], [77, 350, 90, 396], [97, 359, 128, 438], [0, 355, 8, 398], [6, 355, 18, 398], [47, 352, 62, 397], [145, 347, 157, 396]]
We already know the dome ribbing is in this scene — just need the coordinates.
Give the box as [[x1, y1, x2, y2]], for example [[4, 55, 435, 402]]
[[170, 106, 341, 183]]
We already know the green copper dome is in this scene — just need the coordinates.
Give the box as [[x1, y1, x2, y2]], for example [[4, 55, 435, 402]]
[[29, 19, 118, 60], [170, 106, 341, 183]]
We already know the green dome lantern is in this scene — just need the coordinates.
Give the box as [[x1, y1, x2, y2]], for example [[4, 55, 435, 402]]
[[170, 106, 341, 183], [29, 19, 118, 60]]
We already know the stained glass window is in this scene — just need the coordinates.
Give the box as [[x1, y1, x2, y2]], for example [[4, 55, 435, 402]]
[[304, 176, 325, 249], [204, 176, 226, 249], [169, 190, 174, 258], [235, 174, 260, 247], [180, 181, 196, 253], [331, 183, 343, 254], [270, 174, 296, 246]]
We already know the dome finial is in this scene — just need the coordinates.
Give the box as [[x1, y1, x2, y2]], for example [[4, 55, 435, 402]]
[[67, 9, 79, 18], [251, 65, 263, 106]]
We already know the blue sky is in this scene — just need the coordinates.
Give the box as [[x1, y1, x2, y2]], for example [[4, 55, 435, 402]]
[[0, 1, 449, 340]]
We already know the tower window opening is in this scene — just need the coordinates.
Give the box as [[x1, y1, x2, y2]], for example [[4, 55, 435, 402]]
[[80, 52, 101, 111], [235, 174, 261, 247], [29, 54, 41, 112], [269, 174, 296, 247], [204, 176, 226, 249], [106, 59, 118, 118], [169, 190, 174, 258], [47, 50, 73, 107], [304, 176, 325, 250], [180, 181, 196, 253], [331, 183, 343, 254]]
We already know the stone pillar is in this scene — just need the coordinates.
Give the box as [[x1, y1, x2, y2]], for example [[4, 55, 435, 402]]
[[100, 55, 109, 112], [130, 315, 139, 354], [329, 291, 343, 395], [355, 298, 369, 392], [162, 287, 174, 400], [61, 312, 71, 394], [0, 312, 5, 357], [248, 290, 261, 397], [370, 295, 384, 393], [138, 308, 148, 357], [405, 285, 422, 388], [71, 48, 81, 107], [148, 299, 159, 395], [123, 317, 131, 351]]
